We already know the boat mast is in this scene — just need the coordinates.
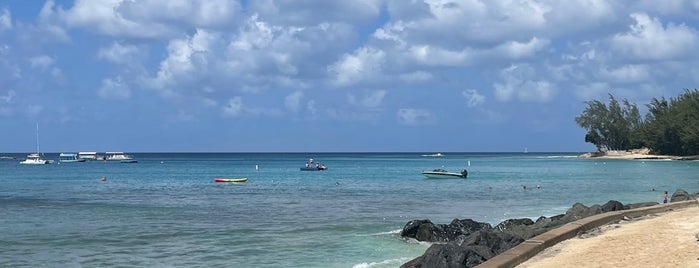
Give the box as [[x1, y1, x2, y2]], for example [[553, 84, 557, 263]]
[[36, 122, 40, 154]]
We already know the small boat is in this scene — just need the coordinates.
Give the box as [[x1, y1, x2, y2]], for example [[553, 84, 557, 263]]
[[59, 153, 86, 163], [300, 158, 327, 171], [214, 178, 248, 183], [20, 153, 50, 165], [105, 152, 137, 163], [421, 169, 468, 179], [78, 151, 104, 161], [20, 123, 49, 165], [421, 153, 444, 157]]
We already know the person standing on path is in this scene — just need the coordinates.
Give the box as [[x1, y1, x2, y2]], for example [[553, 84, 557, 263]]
[[663, 191, 668, 204]]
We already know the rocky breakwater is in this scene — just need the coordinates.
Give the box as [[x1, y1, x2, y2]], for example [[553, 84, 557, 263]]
[[400, 189, 697, 268]]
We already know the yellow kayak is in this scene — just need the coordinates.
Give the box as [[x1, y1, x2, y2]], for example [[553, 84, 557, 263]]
[[214, 178, 247, 183]]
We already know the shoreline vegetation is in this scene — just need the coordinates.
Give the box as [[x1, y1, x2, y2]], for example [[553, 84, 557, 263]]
[[578, 148, 699, 161]]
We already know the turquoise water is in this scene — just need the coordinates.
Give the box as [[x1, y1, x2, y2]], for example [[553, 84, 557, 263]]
[[1, 153, 698, 267]]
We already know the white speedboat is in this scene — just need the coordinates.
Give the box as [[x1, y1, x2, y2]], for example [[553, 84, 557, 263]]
[[421, 153, 444, 157], [421, 169, 468, 179], [105, 152, 138, 163], [20, 153, 49, 165]]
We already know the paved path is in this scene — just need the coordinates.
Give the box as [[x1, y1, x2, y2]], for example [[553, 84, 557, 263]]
[[517, 205, 699, 267]]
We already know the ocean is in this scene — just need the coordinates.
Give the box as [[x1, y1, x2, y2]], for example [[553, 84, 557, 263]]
[[1, 152, 698, 267]]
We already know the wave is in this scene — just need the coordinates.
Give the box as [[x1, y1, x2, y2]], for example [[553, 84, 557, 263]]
[[537, 155, 579, 159], [355, 229, 402, 237], [352, 257, 413, 268]]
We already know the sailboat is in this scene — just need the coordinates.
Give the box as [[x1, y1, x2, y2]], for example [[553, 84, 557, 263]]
[[20, 123, 49, 165]]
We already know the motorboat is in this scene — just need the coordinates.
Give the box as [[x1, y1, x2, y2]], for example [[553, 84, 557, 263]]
[[421, 153, 444, 157], [421, 169, 468, 179], [300, 158, 327, 171], [59, 153, 86, 163], [20, 153, 50, 165], [78, 151, 104, 161], [105, 152, 138, 163]]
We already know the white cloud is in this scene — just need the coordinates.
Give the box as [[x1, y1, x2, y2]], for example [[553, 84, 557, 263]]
[[98, 76, 131, 100], [493, 64, 555, 103], [611, 13, 698, 61], [0, 8, 11, 32], [223, 96, 244, 117], [98, 42, 144, 65], [284, 91, 304, 113], [0, 90, 15, 103], [26, 104, 43, 117], [397, 108, 434, 126], [46, 0, 240, 39], [600, 64, 651, 83], [348, 90, 387, 108], [28, 55, 55, 69], [462, 89, 485, 107], [248, 0, 382, 26], [399, 71, 433, 83], [328, 47, 386, 87], [150, 29, 218, 92]]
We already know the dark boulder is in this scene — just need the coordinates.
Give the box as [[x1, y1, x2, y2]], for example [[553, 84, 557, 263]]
[[401, 219, 432, 239], [400, 230, 524, 268], [494, 218, 534, 232], [601, 200, 625, 212], [400, 218, 492, 243], [670, 189, 691, 202], [559, 203, 603, 223]]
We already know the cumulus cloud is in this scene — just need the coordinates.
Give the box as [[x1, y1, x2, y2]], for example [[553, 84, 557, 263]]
[[0, 8, 11, 31], [397, 108, 434, 126], [600, 64, 651, 83], [223, 96, 244, 117], [45, 0, 240, 39], [0, 90, 15, 103], [248, 0, 382, 26], [462, 89, 485, 107], [328, 47, 385, 87], [28, 55, 55, 69], [98, 42, 144, 65], [284, 91, 304, 113], [348, 90, 386, 109], [98, 76, 131, 100], [611, 13, 698, 61], [493, 64, 555, 103]]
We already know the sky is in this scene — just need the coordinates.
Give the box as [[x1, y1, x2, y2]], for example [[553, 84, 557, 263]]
[[1, 0, 698, 153]]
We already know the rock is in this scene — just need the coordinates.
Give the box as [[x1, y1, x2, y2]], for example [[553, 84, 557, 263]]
[[400, 230, 524, 268], [401, 219, 432, 239], [494, 218, 534, 231], [400, 218, 493, 243], [601, 200, 625, 212], [560, 203, 603, 223], [670, 189, 691, 202]]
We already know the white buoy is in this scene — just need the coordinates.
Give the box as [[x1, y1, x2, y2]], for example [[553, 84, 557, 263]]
[[255, 164, 259, 171], [467, 160, 471, 167]]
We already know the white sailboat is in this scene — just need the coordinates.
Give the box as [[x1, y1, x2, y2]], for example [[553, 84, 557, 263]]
[[20, 123, 49, 165]]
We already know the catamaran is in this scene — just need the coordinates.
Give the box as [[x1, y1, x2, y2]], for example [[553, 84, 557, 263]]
[[20, 123, 49, 165]]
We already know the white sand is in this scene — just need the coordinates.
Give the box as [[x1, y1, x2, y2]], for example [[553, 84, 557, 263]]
[[517, 205, 699, 267]]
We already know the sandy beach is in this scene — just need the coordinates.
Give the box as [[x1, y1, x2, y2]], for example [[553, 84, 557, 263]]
[[517, 204, 699, 268]]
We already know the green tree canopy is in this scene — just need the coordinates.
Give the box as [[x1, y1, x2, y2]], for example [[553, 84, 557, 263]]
[[575, 94, 641, 151]]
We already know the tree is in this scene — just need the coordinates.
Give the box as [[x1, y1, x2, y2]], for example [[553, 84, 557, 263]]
[[575, 94, 642, 151]]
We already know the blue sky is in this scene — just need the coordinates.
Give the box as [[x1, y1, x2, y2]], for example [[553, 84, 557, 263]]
[[1, 0, 698, 152]]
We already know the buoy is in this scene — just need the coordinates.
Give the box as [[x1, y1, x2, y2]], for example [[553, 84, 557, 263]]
[[101, 176, 107, 182], [255, 164, 259, 171]]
